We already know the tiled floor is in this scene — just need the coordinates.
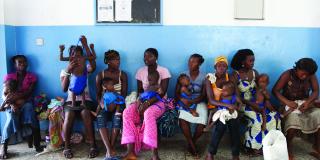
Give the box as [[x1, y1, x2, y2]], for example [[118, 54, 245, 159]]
[[4, 132, 318, 160]]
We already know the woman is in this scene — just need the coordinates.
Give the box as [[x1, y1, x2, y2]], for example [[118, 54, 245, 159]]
[[60, 36, 97, 159], [95, 50, 128, 158], [272, 58, 320, 159], [0, 55, 43, 159], [175, 54, 207, 157], [230, 49, 279, 155], [205, 56, 240, 160], [121, 48, 171, 160]]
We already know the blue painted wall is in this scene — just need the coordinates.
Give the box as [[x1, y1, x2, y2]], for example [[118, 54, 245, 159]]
[[0, 25, 7, 82], [10, 25, 320, 101]]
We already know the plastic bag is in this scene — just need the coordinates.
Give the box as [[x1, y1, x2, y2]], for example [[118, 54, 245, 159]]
[[262, 130, 289, 160]]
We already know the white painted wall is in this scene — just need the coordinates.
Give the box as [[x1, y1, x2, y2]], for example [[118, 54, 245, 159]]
[[3, 0, 320, 27], [0, 0, 4, 25]]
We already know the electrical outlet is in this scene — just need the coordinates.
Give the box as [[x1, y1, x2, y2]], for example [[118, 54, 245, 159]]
[[35, 38, 44, 46]]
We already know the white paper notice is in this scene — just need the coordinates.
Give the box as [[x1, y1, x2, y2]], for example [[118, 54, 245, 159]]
[[115, 0, 132, 21], [97, 0, 114, 22]]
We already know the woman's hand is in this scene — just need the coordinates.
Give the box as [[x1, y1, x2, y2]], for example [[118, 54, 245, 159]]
[[226, 104, 239, 111], [286, 101, 298, 110], [5, 93, 19, 103], [66, 59, 78, 73], [299, 101, 310, 113], [180, 98, 191, 106]]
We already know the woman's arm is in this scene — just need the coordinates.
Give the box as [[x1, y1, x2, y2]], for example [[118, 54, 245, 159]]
[[191, 81, 206, 104], [7, 82, 36, 102], [137, 80, 144, 95], [95, 72, 103, 102], [300, 75, 319, 112], [174, 78, 182, 101], [205, 79, 235, 109], [120, 71, 128, 97], [159, 78, 170, 98], [60, 61, 77, 92], [272, 71, 298, 109]]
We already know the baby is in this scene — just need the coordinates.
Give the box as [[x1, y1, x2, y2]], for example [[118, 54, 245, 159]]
[[59, 36, 96, 108], [176, 74, 198, 117], [256, 74, 279, 130], [92, 77, 125, 116], [209, 81, 241, 126], [137, 71, 163, 116], [0, 80, 25, 112]]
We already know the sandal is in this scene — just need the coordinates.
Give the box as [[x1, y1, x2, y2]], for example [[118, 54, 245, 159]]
[[63, 149, 73, 159], [0, 152, 7, 160], [88, 147, 98, 158], [0, 145, 8, 159]]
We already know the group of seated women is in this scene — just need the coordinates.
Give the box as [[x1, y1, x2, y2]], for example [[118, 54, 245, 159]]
[[0, 36, 319, 160]]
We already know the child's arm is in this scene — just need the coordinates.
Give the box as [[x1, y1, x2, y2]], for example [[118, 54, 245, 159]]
[[181, 86, 191, 95], [87, 44, 97, 60], [80, 36, 96, 73], [59, 45, 69, 61], [250, 89, 264, 113]]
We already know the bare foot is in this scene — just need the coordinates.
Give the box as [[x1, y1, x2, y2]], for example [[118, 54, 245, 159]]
[[191, 110, 199, 117], [205, 153, 213, 160], [150, 155, 161, 160], [122, 152, 137, 160], [204, 123, 214, 132], [288, 154, 294, 160]]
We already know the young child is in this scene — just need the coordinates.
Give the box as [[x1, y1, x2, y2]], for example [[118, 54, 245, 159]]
[[92, 77, 125, 117], [0, 80, 25, 112], [256, 74, 281, 130], [209, 81, 242, 127], [137, 71, 163, 116], [176, 74, 198, 117], [59, 36, 96, 108], [59, 44, 96, 61]]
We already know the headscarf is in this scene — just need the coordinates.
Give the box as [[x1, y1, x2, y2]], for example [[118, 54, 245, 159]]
[[215, 56, 228, 66]]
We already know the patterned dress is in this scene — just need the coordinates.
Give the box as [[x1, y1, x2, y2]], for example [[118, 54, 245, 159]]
[[236, 71, 280, 150]]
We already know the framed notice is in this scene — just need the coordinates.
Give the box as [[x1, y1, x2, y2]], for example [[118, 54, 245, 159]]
[[96, 0, 161, 24]]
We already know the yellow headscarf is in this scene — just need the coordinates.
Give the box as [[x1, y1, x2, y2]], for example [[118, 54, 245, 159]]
[[214, 56, 228, 66]]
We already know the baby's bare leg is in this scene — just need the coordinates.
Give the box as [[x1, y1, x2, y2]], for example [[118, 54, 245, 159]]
[[190, 109, 199, 117]]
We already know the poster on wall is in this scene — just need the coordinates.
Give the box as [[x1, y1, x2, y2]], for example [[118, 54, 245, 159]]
[[234, 0, 264, 20], [97, 0, 114, 22], [96, 0, 161, 24], [115, 0, 132, 21]]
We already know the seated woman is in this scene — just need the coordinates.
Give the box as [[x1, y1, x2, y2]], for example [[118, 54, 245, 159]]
[[230, 49, 279, 156], [272, 58, 319, 160], [121, 48, 171, 160], [95, 49, 128, 159], [206, 81, 242, 160], [0, 55, 43, 159], [175, 54, 206, 157], [205, 56, 241, 160], [59, 36, 97, 159]]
